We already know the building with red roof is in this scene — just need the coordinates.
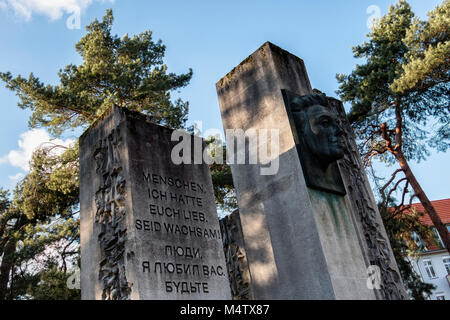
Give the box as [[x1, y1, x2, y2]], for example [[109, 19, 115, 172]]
[[406, 199, 450, 300], [412, 198, 450, 227]]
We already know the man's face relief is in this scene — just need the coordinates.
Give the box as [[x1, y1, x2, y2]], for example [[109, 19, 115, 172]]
[[299, 105, 345, 164]]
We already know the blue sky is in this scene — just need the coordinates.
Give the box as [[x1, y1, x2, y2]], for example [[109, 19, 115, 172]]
[[0, 0, 448, 202]]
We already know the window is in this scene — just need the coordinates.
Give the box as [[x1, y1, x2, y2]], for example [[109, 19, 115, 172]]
[[443, 257, 450, 275], [423, 260, 437, 279], [432, 227, 444, 248]]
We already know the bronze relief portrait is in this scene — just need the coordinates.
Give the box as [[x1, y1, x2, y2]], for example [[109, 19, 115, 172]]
[[282, 90, 346, 195]]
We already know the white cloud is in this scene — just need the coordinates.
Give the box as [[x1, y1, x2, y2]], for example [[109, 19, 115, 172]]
[[8, 172, 24, 183], [0, 129, 74, 172], [1, 0, 112, 21]]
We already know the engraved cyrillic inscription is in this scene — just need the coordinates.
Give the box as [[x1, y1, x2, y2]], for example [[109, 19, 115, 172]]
[[136, 170, 227, 296]]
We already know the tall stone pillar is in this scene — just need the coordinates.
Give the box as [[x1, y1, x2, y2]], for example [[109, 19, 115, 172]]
[[216, 42, 407, 300], [80, 106, 231, 300]]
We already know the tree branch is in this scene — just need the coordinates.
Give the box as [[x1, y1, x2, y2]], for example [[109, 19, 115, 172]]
[[386, 178, 408, 206], [381, 169, 404, 197], [380, 122, 396, 153]]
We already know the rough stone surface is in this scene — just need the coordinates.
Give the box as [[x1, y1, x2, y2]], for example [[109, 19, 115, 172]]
[[216, 42, 407, 300], [307, 188, 375, 299], [220, 210, 253, 300], [329, 98, 408, 300], [80, 106, 231, 300]]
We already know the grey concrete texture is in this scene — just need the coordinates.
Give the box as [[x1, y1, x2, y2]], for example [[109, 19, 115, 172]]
[[217, 42, 336, 299], [80, 106, 231, 300], [216, 42, 401, 299], [220, 210, 254, 300]]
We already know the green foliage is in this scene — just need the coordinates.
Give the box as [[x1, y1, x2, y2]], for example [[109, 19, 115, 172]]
[[336, 0, 450, 163], [5, 260, 80, 300], [0, 146, 80, 300], [15, 144, 79, 221], [379, 201, 436, 300], [0, 9, 192, 136], [392, 0, 450, 152], [7, 272, 40, 300], [337, 0, 413, 121], [0, 188, 12, 252], [209, 144, 236, 214], [392, 1, 450, 93], [26, 267, 80, 300], [338, 0, 450, 292], [0, 189, 9, 212], [0, 9, 194, 300]]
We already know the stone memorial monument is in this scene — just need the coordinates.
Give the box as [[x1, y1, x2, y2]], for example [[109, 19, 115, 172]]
[[80, 106, 231, 300], [216, 42, 407, 300]]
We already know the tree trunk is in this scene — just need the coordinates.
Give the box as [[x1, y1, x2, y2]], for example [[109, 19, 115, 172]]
[[0, 238, 15, 300], [396, 152, 450, 253], [0, 223, 7, 258], [8, 264, 14, 300]]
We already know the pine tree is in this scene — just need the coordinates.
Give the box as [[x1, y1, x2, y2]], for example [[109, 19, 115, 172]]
[[0, 9, 192, 135], [0, 9, 192, 300], [379, 200, 436, 300], [336, 0, 450, 252]]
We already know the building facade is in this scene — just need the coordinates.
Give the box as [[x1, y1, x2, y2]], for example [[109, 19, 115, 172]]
[[407, 199, 450, 300]]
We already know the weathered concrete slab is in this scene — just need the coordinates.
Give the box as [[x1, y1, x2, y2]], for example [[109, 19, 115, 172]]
[[80, 106, 231, 300], [216, 42, 407, 300]]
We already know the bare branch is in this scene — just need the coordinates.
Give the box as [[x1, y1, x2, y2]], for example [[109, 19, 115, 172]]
[[409, 193, 418, 206], [380, 169, 404, 197], [386, 177, 408, 205], [399, 180, 410, 209]]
